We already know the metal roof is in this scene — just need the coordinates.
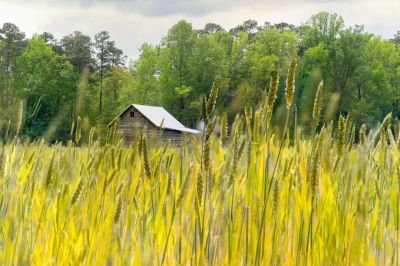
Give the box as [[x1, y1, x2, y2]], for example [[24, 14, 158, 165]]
[[109, 104, 200, 134]]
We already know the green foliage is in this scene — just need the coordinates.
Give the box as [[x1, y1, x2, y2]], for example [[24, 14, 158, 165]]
[[1, 13, 400, 142], [158, 20, 197, 125], [61, 31, 93, 73], [94, 31, 125, 114], [247, 28, 297, 89], [13, 37, 77, 139], [102, 66, 136, 123], [352, 38, 400, 126], [131, 43, 161, 104], [0, 23, 26, 133]]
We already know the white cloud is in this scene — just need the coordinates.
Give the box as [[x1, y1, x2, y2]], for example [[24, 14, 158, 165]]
[[0, 0, 398, 59]]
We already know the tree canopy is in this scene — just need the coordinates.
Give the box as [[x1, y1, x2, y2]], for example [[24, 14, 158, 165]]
[[0, 12, 399, 142]]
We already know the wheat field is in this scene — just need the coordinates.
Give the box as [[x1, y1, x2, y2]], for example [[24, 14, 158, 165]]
[[1, 59, 399, 265]]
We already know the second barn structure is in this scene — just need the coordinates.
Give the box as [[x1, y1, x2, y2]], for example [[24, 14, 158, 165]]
[[108, 104, 200, 145]]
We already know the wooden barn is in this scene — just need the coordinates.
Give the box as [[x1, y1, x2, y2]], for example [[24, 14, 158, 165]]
[[108, 104, 200, 145]]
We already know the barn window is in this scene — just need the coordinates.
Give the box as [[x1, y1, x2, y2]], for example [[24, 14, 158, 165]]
[[130, 112, 135, 117]]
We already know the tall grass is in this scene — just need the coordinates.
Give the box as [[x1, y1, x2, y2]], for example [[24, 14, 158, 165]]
[[0, 69, 399, 265]]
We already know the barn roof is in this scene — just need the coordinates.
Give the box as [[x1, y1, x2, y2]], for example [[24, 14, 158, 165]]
[[109, 104, 200, 134]]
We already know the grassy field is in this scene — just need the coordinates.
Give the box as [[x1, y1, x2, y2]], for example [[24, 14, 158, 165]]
[[1, 117, 399, 265], [1, 60, 399, 265]]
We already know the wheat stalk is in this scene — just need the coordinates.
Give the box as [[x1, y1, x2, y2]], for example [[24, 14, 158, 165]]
[[360, 124, 366, 145], [312, 81, 323, 133], [206, 81, 218, 118], [266, 71, 279, 123], [285, 57, 297, 109], [114, 196, 122, 224], [337, 115, 345, 158], [220, 112, 228, 143], [142, 136, 151, 179], [70, 177, 83, 205]]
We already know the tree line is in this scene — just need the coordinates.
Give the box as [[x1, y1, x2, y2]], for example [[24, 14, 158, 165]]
[[1, 11, 399, 142]]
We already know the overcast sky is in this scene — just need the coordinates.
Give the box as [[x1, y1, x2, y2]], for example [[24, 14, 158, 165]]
[[0, 0, 399, 60]]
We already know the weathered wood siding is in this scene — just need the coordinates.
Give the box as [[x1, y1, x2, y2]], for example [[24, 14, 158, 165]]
[[115, 106, 184, 145]]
